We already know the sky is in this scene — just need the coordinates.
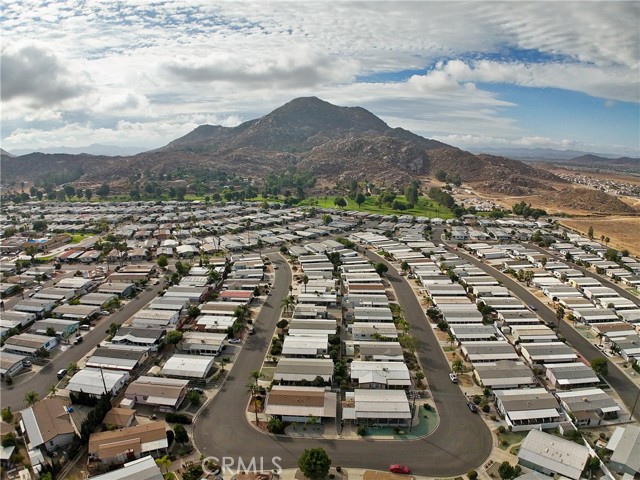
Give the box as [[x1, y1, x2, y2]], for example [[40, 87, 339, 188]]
[[1, 1, 639, 157]]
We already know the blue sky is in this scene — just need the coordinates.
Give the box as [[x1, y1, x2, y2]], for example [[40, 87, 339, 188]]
[[1, 1, 638, 156]]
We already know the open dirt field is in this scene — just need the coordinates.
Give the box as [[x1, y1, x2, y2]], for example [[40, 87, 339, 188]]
[[560, 216, 640, 257]]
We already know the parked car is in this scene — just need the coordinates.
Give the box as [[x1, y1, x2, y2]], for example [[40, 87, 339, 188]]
[[529, 304, 537, 311], [34, 285, 43, 292], [23, 360, 32, 367], [57, 369, 68, 380], [467, 402, 478, 413], [228, 338, 241, 344], [73, 336, 83, 345], [389, 465, 410, 474], [248, 327, 256, 335], [449, 373, 458, 383], [189, 387, 204, 394]]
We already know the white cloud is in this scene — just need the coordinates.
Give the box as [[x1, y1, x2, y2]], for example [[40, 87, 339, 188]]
[[0, 42, 91, 107], [0, 1, 637, 155]]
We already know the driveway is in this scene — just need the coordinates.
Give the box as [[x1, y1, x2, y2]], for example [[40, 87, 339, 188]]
[[193, 252, 493, 476]]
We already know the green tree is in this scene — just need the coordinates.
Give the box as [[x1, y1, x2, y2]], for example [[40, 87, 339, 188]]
[[248, 370, 265, 424], [355, 192, 366, 209], [186, 390, 201, 406], [591, 357, 608, 377], [1, 407, 13, 423], [173, 424, 189, 444], [97, 183, 110, 200], [24, 244, 39, 261], [434, 169, 447, 182], [85, 188, 93, 201], [452, 359, 464, 373], [32, 219, 48, 232], [45, 327, 56, 337], [587, 225, 594, 240], [400, 261, 410, 273], [334, 197, 347, 208], [281, 295, 295, 314], [157, 255, 168, 268], [24, 391, 39, 406], [497, 461, 521, 480], [165, 330, 183, 345], [63, 184, 76, 200], [374, 262, 388, 275], [155, 455, 172, 474], [297, 448, 331, 479], [302, 274, 309, 293]]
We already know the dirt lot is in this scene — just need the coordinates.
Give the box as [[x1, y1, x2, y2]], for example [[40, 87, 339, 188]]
[[560, 216, 640, 258]]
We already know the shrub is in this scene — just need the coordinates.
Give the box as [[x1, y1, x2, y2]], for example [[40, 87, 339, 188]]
[[165, 413, 192, 424], [467, 470, 478, 480], [498, 426, 506, 434], [490, 415, 497, 421], [482, 405, 490, 413], [267, 418, 285, 434], [357, 426, 367, 436]]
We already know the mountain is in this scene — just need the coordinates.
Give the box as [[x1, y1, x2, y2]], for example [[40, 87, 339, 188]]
[[163, 97, 448, 153], [9, 144, 149, 157], [0, 148, 15, 157], [467, 147, 624, 161], [566, 154, 640, 166], [1, 96, 576, 199]]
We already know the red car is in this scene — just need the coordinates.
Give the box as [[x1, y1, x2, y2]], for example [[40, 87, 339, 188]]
[[389, 465, 410, 474]]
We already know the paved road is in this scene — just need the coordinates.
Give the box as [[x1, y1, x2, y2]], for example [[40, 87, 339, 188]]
[[1, 280, 165, 410], [194, 252, 493, 476], [444, 242, 640, 421]]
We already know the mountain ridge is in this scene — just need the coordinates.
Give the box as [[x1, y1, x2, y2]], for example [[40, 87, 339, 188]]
[[0, 97, 579, 200]]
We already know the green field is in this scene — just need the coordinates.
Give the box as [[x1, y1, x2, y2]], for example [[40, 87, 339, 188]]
[[67, 233, 92, 244], [301, 195, 453, 218]]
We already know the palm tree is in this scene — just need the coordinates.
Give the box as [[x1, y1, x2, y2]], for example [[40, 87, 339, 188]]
[[452, 359, 464, 373], [281, 295, 295, 315], [247, 370, 265, 425], [219, 357, 230, 372], [24, 391, 39, 406], [302, 274, 309, 293], [48, 384, 58, 397], [155, 455, 172, 474]]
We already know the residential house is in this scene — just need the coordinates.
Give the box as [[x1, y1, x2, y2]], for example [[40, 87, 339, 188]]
[[124, 376, 188, 411], [556, 388, 620, 425], [20, 398, 75, 452], [88, 421, 168, 466], [160, 354, 215, 379], [264, 386, 336, 423], [517, 429, 589, 480], [273, 358, 334, 385], [606, 425, 640, 476], [342, 389, 411, 427], [494, 388, 562, 431], [349, 361, 411, 389], [88, 455, 163, 480], [545, 363, 600, 390], [472, 361, 536, 390]]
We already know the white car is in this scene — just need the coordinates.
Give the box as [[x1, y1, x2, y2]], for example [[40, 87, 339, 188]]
[[228, 338, 241, 344], [449, 373, 458, 383]]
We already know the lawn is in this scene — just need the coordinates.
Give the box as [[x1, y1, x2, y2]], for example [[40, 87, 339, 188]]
[[66, 233, 92, 244], [496, 430, 528, 450], [301, 194, 453, 218]]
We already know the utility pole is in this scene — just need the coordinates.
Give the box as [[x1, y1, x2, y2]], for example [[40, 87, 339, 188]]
[[99, 367, 108, 396]]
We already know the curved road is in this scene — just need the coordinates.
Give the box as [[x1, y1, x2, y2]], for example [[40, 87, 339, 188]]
[[194, 252, 492, 476], [442, 241, 640, 421]]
